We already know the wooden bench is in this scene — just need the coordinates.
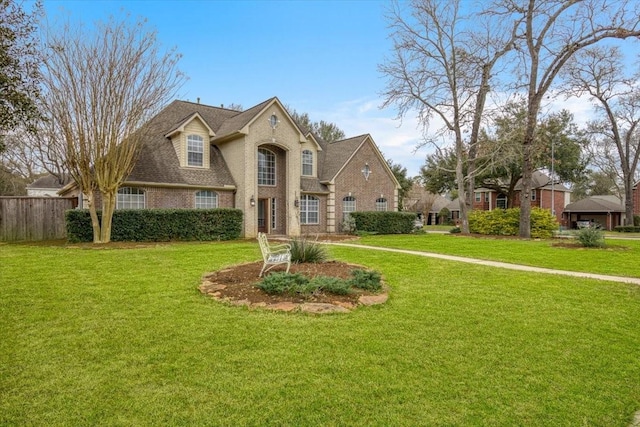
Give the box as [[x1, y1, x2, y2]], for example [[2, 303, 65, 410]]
[[257, 232, 292, 277]]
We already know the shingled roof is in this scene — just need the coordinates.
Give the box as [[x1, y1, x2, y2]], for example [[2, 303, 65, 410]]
[[27, 174, 71, 189], [514, 171, 571, 191], [318, 134, 369, 182], [564, 195, 624, 212], [126, 100, 237, 188]]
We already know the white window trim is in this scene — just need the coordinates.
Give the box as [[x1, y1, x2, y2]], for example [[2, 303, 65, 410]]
[[302, 150, 313, 176], [342, 196, 356, 221], [116, 187, 145, 210], [301, 194, 319, 225], [187, 134, 204, 167], [376, 197, 388, 211], [195, 190, 218, 209], [258, 148, 276, 186]]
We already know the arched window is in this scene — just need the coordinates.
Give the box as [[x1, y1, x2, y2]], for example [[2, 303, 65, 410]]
[[195, 190, 218, 209], [116, 187, 145, 210], [342, 196, 356, 221], [258, 148, 276, 185], [302, 150, 313, 176], [300, 194, 319, 224], [187, 134, 204, 167], [497, 194, 507, 209], [376, 197, 387, 211]]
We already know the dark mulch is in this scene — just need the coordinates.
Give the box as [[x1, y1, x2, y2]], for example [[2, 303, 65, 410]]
[[201, 260, 378, 306]]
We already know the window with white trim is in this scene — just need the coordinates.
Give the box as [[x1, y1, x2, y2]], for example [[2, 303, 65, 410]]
[[531, 190, 536, 201], [116, 187, 145, 209], [258, 148, 276, 185], [475, 193, 481, 202], [300, 194, 319, 224], [342, 196, 356, 221], [376, 197, 388, 211], [497, 194, 507, 209], [195, 190, 218, 209], [485, 193, 489, 202], [302, 150, 313, 176], [187, 134, 204, 167]]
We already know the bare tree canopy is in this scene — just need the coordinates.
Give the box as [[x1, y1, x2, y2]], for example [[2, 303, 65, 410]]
[[41, 16, 184, 243], [564, 45, 640, 224], [383, 0, 640, 237], [499, 0, 640, 237], [380, 0, 518, 233], [0, 0, 43, 152]]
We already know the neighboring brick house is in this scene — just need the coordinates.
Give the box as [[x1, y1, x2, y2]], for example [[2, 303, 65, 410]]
[[470, 171, 571, 226], [59, 97, 400, 237]]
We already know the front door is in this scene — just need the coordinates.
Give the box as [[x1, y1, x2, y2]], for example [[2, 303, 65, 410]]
[[258, 198, 268, 233]]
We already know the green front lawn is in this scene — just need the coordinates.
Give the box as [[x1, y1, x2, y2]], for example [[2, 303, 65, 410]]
[[1, 240, 639, 426], [357, 233, 640, 277]]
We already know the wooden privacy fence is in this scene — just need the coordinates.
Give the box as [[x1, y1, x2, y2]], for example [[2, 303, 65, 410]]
[[0, 197, 78, 241]]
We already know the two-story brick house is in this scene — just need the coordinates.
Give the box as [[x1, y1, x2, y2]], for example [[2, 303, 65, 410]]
[[60, 97, 400, 238], [470, 171, 571, 225]]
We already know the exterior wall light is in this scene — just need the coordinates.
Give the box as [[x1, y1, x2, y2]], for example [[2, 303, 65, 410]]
[[250, 195, 255, 207], [294, 197, 299, 208]]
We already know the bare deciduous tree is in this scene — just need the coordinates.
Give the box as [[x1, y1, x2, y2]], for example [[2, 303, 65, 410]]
[[41, 16, 184, 243], [499, 0, 640, 237], [380, 0, 518, 233], [564, 46, 640, 224]]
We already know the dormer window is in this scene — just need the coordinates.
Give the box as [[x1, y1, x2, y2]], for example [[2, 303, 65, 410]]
[[302, 150, 313, 176], [187, 134, 204, 167]]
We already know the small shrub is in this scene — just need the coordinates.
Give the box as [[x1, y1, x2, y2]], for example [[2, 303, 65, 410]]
[[635, 215, 640, 227], [341, 215, 356, 234], [576, 226, 605, 248], [257, 272, 310, 295], [349, 269, 382, 292], [311, 276, 352, 295], [450, 227, 461, 234], [289, 237, 328, 264], [469, 207, 557, 238]]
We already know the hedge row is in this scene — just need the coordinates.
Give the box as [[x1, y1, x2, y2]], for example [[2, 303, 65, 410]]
[[350, 211, 417, 234], [66, 208, 243, 242], [468, 207, 558, 238], [614, 225, 640, 233]]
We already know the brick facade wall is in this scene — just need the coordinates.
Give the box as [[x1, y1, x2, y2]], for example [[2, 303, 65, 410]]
[[333, 141, 397, 231], [92, 186, 235, 210]]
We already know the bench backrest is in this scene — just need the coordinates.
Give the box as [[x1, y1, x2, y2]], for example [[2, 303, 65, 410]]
[[257, 232, 270, 261]]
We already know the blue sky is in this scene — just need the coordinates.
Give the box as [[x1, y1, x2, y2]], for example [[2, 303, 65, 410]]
[[44, 0, 427, 176]]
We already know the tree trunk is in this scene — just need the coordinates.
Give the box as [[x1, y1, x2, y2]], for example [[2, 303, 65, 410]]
[[519, 130, 534, 238], [624, 173, 634, 226], [456, 152, 469, 233], [100, 190, 116, 243], [86, 191, 102, 243]]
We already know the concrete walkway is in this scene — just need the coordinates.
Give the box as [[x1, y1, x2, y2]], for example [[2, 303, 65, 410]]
[[325, 242, 640, 286]]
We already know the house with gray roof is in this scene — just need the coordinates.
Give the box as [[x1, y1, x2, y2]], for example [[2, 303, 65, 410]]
[[27, 174, 71, 197], [60, 97, 400, 238], [563, 195, 625, 230]]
